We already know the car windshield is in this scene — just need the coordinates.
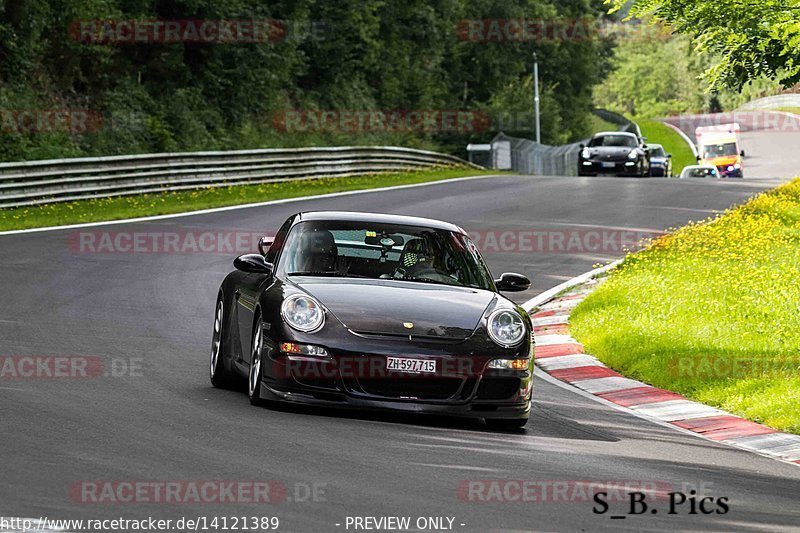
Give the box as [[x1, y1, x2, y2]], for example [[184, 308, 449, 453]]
[[588, 134, 638, 148], [649, 147, 667, 157], [703, 142, 738, 157], [280, 220, 494, 290]]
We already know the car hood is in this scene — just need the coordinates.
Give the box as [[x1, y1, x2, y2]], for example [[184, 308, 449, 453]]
[[292, 278, 496, 340], [650, 156, 668, 164]]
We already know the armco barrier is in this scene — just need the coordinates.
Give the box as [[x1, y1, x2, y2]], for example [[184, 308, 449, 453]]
[[738, 94, 800, 110], [492, 110, 641, 176], [0, 146, 477, 208]]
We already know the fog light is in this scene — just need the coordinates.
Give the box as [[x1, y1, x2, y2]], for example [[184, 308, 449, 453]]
[[280, 342, 329, 357], [582, 161, 592, 165], [488, 358, 529, 371], [625, 161, 635, 166]]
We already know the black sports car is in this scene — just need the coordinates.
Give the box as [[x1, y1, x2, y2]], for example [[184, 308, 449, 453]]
[[209, 211, 534, 429], [578, 131, 650, 177]]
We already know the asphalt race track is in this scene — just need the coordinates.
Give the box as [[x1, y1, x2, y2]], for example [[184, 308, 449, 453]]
[[2, 112, 800, 532]]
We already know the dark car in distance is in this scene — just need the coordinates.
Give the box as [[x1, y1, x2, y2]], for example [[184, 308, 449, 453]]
[[647, 144, 672, 177], [578, 131, 650, 177], [209, 211, 534, 429]]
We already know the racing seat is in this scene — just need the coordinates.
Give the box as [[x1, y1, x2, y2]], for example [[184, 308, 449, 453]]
[[394, 238, 433, 278], [296, 229, 338, 273]]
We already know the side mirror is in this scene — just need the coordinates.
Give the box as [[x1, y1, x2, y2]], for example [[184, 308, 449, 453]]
[[234, 254, 274, 275], [695, 155, 701, 161], [740, 150, 745, 157], [579, 143, 585, 149], [667, 154, 672, 158], [494, 272, 531, 292], [258, 236, 274, 256]]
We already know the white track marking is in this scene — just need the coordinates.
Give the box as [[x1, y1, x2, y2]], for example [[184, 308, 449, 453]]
[[0, 174, 498, 236], [536, 354, 605, 371], [534, 334, 578, 346]]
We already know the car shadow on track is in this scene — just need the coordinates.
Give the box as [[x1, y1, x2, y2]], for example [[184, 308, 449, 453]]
[[202, 384, 618, 442]]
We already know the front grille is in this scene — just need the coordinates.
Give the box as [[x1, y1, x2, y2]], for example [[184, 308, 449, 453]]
[[476, 377, 519, 400], [356, 377, 463, 400]]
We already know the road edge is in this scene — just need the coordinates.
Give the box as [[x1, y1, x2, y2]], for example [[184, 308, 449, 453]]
[[0, 173, 501, 237]]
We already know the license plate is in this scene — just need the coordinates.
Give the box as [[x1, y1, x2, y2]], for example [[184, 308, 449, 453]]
[[386, 357, 436, 374], [601, 162, 616, 168]]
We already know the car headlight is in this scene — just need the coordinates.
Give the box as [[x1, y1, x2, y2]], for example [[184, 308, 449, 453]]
[[487, 309, 526, 347], [581, 148, 591, 159], [487, 358, 529, 370], [627, 149, 638, 159], [281, 294, 325, 332]]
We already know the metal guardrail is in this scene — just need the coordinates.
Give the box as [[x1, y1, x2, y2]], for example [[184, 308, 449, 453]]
[[491, 110, 641, 176], [738, 94, 800, 110], [0, 146, 476, 208], [492, 133, 583, 176], [592, 108, 642, 138]]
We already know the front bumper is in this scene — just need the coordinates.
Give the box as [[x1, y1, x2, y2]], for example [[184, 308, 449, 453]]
[[258, 345, 532, 419], [579, 159, 640, 175]]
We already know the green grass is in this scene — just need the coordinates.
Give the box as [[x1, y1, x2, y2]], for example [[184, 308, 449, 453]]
[[588, 114, 619, 134], [570, 179, 800, 434], [636, 118, 696, 176], [0, 167, 493, 231], [775, 107, 800, 116]]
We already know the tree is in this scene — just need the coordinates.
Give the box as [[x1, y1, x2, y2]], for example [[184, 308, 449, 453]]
[[593, 34, 708, 117], [611, 0, 800, 90]]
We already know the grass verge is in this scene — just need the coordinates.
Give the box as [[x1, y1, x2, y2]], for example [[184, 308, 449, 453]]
[[0, 167, 493, 231], [570, 178, 800, 434], [589, 114, 619, 134], [636, 118, 696, 175]]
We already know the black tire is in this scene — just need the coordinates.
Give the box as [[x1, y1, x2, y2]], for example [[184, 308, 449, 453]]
[[248, 315, 267, 406], [486, 418, 529, 430], [210, 294, 232, 388]]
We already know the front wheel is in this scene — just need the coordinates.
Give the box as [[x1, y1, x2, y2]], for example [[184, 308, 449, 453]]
[[210, 295, 231, 388], [248, 317, 267, 406], [486, 418, 528, 430]]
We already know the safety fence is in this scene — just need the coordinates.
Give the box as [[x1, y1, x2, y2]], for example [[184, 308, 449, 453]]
[[0, 146, 476, 208]]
